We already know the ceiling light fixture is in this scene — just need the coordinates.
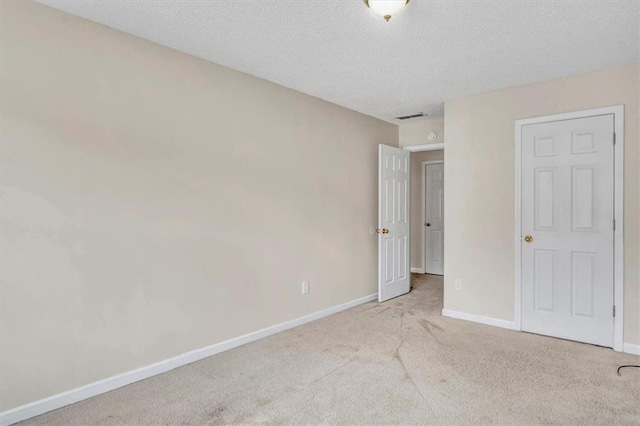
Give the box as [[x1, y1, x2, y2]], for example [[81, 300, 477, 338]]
[[364, 0, 410, 22]]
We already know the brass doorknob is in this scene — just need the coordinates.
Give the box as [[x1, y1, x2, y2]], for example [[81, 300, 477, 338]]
[[524, 235, 533, 243], [425, 223, 431, 227], [376, 228, 390, 234]]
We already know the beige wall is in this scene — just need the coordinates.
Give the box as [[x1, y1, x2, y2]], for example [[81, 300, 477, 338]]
[[444, 63, 639, 346], [410, 150, 445, 271], [0, 2, 398, 410], [399, 117, 444, 147]]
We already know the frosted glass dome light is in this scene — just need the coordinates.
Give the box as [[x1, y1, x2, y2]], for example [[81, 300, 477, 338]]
[[364, 0, 410, 22]]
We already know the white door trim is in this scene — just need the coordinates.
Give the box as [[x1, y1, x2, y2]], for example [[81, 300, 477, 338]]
[[403, 142, 445, 152], [514, 105, 624, 352], [423, 160, 444, 275]]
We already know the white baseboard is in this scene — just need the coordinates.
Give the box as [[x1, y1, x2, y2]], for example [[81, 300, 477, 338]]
[[0, 292, 377, 426], [441, 309, 518, 330], [443, 309, 640, 354], [410, 267, 425, 274], [623, 343, 640, 355]]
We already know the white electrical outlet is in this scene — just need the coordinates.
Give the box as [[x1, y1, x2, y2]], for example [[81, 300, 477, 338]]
[[454, 279, 462, 291], [302, 281, 309, 295]]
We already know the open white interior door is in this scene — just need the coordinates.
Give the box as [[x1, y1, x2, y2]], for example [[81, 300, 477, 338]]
[[378, 144, 411, 302]]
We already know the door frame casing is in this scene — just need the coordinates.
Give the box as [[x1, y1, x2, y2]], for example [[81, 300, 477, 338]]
[[514, 105, 624, 352], [422, 160, 445, 275]]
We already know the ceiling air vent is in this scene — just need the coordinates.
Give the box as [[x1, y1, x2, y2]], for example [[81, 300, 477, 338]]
[[395, 112, 427, 120]]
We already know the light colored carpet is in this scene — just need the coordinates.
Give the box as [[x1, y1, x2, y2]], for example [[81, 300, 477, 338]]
[[23, 274, 639, 425]]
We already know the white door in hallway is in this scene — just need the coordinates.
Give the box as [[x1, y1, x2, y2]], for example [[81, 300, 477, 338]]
[[424, 162, 444, 275], [520, 114, 614, 347], [378, 144, 411, 302]]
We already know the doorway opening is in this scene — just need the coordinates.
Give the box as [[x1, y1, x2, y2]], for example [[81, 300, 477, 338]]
[[409, 149, 444, 276], [377, 143, 445, 303]]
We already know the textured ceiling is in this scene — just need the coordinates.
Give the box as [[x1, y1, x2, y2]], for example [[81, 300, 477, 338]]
[[37, 0, 639, 123]]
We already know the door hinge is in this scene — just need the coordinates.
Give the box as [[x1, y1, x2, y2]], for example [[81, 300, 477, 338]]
[[613, 219, 616, 231], [613, 133, 616, 145], [613, 305, 616, 317]]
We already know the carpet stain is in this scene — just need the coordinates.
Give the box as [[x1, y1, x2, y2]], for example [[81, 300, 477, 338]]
[[333, 344, 359, 352], [376, 306, 391, 315], [256, 397, 271, 407], [206, 407, 226, 420], [392, 330, 435, 416], [356, 303, 382, 315], [418, 318, 442, 343]]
